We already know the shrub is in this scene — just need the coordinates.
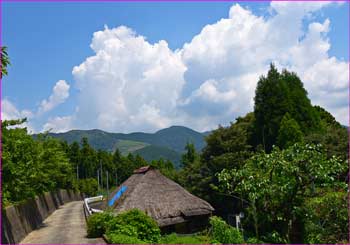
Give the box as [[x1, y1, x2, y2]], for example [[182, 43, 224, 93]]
[[106, 224, 138, 238], [209, 216, 244, 244], [87, 212, 114, 238], [107, 233, 145, 244], [106, 209, 161, 243]]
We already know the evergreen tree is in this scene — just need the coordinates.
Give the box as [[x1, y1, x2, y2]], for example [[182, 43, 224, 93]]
[[181, 142, 197, 168], [277, 113, 304, 149], [254, 64, 319, 152], [254, 64, 290, 152]]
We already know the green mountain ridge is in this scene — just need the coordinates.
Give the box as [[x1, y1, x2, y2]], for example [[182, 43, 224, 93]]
[[46, 126, 207, 167], [133, 145, 182, 168]]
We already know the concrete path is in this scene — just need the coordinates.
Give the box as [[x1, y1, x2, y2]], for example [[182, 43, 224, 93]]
[[21, 201, 105, 244]]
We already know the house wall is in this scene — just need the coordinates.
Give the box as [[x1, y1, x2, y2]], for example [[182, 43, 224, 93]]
[[2, 190, 84, 244]]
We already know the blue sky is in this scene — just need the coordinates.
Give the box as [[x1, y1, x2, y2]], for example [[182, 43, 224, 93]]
[[2, 1, 349, 133]]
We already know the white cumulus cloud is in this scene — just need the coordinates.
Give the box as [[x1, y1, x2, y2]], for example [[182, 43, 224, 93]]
[[72, 25, 186, 132], [40, 2, 347, 133], [1, 99, 35, 133], [43, 115, 74, 133], [38, 80, 70, 114]]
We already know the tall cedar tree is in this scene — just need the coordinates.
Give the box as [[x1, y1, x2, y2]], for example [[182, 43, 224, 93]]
[[254, 64, 319, 152]]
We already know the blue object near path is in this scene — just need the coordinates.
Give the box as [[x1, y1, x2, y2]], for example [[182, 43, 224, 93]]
[[108, 186, 128, 207]]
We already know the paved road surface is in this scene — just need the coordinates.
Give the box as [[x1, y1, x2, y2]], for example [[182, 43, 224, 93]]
[[21, 201, 105, 244]]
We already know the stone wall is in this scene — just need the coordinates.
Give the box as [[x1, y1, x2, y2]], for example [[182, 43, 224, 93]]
[[2, 189, 84, 244]]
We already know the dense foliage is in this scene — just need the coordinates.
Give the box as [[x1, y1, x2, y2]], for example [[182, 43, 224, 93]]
[[87, 209, 161, 244], [1, 118, 153, 205], [107, 233, 145, 244], [87, 209, 245, 244], [62, 137, 148, 189], [2, 119, 76, 205], [106, 209, 161, 243], [217, 143, 347, 243], [209, 216, 244, 244], [87, 212, 114, 238]]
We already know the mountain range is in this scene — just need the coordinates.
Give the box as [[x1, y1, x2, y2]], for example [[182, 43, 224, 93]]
[[47, 126, 208, 168]]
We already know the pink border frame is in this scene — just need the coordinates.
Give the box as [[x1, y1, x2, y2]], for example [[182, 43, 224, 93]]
[[0, 0, 349, 244]]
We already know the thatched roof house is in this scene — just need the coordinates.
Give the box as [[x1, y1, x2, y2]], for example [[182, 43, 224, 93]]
[[107, 166, 214, 232]]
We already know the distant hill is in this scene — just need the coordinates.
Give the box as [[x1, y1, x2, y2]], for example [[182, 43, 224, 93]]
[[134, 145, 182, 168], [46, 126, 207, 166]]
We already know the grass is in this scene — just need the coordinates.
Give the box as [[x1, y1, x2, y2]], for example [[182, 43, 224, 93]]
[[113, 140, 148, 155], [158, 233, 211, 244]]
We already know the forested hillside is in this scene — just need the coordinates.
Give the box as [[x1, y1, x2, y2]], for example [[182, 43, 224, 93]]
[[47, 126, 206, 153]]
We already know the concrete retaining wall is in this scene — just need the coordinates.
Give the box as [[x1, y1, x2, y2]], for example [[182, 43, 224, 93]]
[[2, 189, 84, 244]]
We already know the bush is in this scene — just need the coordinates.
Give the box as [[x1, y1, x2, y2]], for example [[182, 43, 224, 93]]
[[106, 209, 161, 243], [159, 233, 209, 244], [209, 216, 244, 244], [107, 233, 145, 244], [106, 224, 138, 238], [87, 212, 114, 238]]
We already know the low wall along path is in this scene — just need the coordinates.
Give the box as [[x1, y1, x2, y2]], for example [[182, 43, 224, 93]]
[[2, 189, 105, 244]]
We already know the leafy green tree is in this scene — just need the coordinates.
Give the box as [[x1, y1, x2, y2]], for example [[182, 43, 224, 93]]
[[1, 46, 10, 77], [217, 143, 346, 243], [209, 216, 244, 244], [80, 137, 97, 178], [150, 158, 177, 180], [306, 105, 348, 162], [2, 119, 75, 205], [304, 190, 348, 243], [177, 113, 254, 217], [78, 178, 98, 197], [37, 135, 74, 190], [202, 113, 254, 173], [314, 105, 341, 128], [277, 113, 304, 149]]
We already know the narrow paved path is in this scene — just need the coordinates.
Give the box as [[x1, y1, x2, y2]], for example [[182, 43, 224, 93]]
[[21, 201, 105, 244]]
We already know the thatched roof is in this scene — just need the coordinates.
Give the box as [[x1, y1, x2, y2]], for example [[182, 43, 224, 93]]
[[107, 166, 214, 227]]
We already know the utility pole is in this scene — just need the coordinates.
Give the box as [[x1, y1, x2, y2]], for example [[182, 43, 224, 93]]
[[76, 164, 79, 180], [106, 171, 109, 201], [100, 159, 103, 189], [97, 169, 100, 191]]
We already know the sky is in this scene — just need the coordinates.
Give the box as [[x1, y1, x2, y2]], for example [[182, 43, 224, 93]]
[[1, 1, 349, 133]]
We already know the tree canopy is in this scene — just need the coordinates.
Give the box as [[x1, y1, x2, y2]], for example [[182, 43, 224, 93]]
[[217, 143, 347, 243], [1, 46, 10, 78]]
